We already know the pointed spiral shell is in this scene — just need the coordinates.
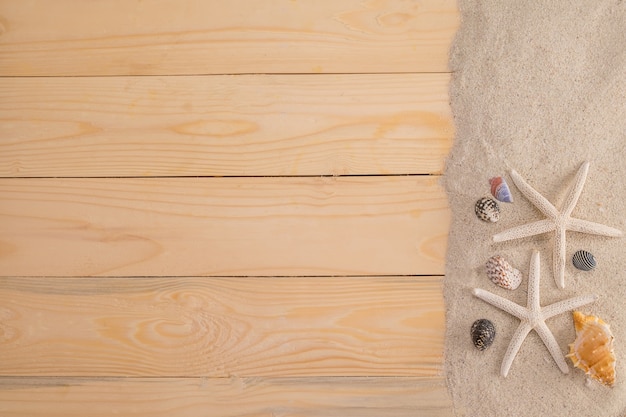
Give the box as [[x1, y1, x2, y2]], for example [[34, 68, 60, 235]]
[[489, 176, 513, 203]]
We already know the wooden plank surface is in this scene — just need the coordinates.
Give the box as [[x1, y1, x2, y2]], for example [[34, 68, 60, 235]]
[[0, 377, 454, 417], [0, 0, 458, 414], [0, 74, 452, 177], [0, 276, 445, 377], [0, 176, 449, 277], [0, 0, 459, 76]]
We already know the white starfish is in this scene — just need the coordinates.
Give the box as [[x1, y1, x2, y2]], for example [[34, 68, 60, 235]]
[[493, 161, 623, 288], [473, 250, 596, 377]]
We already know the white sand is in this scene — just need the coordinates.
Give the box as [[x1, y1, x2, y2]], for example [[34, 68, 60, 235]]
[[443, 1, 626, 416]]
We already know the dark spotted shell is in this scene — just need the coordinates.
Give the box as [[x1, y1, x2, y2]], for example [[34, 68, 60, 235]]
[[572, 250, 596, 271], [475, 198, 500, 222], [471, 319, 496, 351]]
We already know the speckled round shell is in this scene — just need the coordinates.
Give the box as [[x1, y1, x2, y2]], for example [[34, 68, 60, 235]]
[[475, 198, 500, 222], [489, 176, 513, 203], [572, 250, 596, 271], [567, 311, 615, 387], [471, 319, 496, 351], [485, 255, 522, 290]]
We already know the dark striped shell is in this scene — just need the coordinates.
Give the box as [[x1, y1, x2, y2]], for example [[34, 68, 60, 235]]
[[572, 250, 596, 271], [471, 319, 496, 351], [475, 198, 500, 222]]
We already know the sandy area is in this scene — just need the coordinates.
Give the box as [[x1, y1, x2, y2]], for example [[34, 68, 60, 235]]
[[444, 1, 626, 416]]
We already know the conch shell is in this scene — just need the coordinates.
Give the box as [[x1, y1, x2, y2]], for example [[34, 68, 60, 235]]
[[567, 311, 616, 387]]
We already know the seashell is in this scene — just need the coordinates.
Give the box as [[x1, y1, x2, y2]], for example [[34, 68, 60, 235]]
[[572, 250, 596, 271], [485, 255, 522, 290], [567, 311, 615, 387], [471, 319, 496, 351], [475, 197, 500, 222], [489, 176, 513, 203]]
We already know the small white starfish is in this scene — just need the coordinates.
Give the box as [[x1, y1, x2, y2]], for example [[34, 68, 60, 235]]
[[493, 161, 623, 288], [473, 250, 596, 377]]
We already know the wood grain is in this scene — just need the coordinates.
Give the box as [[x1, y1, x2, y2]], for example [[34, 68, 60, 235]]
[[0, 276, 445, 377], [0, 0, 459, 76], [0, 376, 454, 417], [0, 176, 449, 277], [0, 74, 452, 177], [0, 0, 459, 414]]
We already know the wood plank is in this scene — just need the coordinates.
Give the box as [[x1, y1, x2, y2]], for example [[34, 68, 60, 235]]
[[0, 74, 452, 177], [0, 276, 445, 377], [0, 176, 448, 277], [0, 0, 459, 76], [0, 376, 454, 417]]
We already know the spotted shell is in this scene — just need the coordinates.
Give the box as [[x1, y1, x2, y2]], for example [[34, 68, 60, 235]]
[[572, 250, 596, 271], [489, 176, 513, 203], [475, 198, 500, 222], [485, 255, 522, 290], [471, 319, 496, 351], [567, 311, 615, 387]]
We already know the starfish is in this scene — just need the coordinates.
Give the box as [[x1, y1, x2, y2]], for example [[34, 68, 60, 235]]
[[493, 161, 622, 288], [473, 250, 596, 378]]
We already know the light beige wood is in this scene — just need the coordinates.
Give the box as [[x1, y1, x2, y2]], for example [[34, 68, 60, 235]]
[[0, 0, 459, 413], [0, 0, 459, 76], [0, 176, 448, 277], [0, 74, 452, 177], [0, 376, 454, 417], [0, 276, 445, 377]]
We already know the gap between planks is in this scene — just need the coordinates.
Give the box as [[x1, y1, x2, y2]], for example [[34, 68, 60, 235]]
[[0, 71, 454, 77], [1, 174, 440, 180]]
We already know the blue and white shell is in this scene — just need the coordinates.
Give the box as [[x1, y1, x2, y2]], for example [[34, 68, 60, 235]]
[[489, 176, 513, 203]]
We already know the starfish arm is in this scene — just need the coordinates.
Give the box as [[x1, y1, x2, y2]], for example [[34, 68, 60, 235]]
[[562, 161, 589, 217], [510, 169, 559, 219], [567, 218, 623, 237], [554, 226, 567, 289], [472, 288, 528, 319], [528, 250, 541, 310], [501, 322, 533, 377], [535, 322, 569, 374], [493, 219, 556, 243], [542, 294, 597, 320]]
